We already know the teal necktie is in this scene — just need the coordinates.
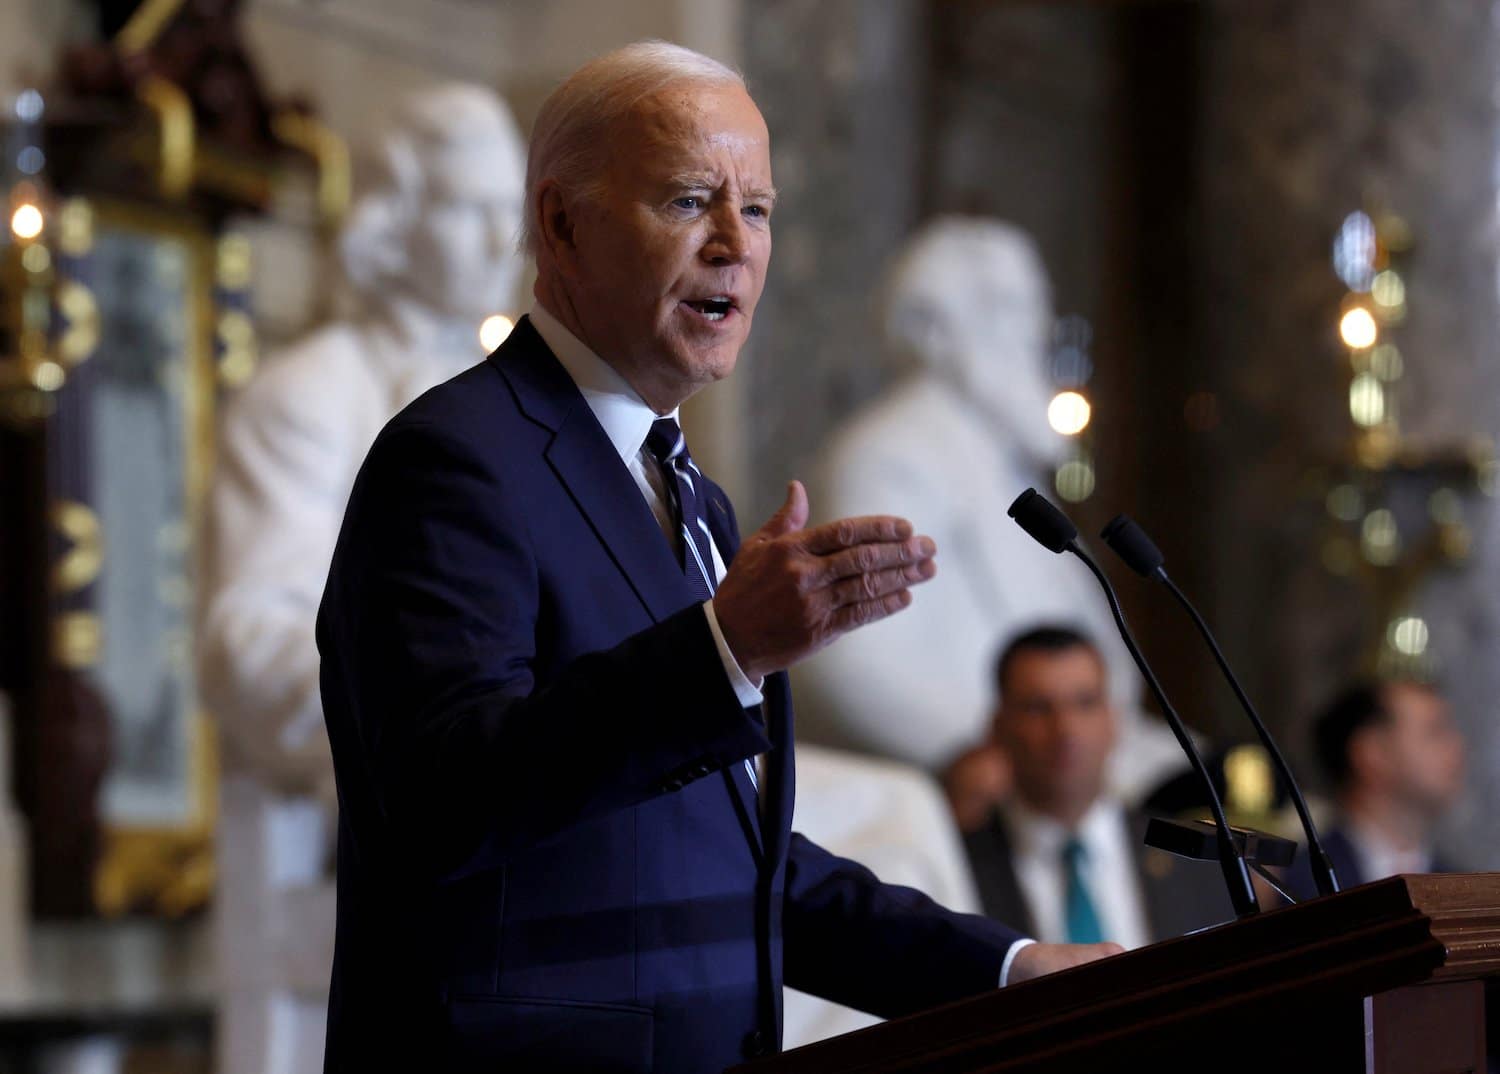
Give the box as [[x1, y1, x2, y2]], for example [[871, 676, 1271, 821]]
[[1062, 836, 1105, 944]]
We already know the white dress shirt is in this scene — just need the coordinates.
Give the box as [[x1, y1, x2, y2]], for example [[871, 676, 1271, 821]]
[[529, 302, 763, 709], [1342, 818, 1434, 882], [1001, 797, 1152, 952]]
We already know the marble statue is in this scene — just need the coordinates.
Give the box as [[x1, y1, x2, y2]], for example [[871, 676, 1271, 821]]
[[199, 82, 526, 1074], [796, 216, 1185, 803]]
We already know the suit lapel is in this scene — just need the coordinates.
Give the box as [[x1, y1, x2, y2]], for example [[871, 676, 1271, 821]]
[[492, 319, 698, 623], [495, 323, 767, 857], [545, 416, 699, 623]]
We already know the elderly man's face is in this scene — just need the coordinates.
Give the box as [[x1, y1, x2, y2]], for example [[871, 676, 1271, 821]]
[[566, 81, 774, 410]]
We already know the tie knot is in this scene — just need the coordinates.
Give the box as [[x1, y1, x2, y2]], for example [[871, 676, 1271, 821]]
[[645, 417, 686, 465], [1062, 836, 1088, 867]]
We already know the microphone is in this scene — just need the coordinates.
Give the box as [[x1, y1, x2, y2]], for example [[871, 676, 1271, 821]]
[[1100, 513, 1341, 898], [1007, 489, 1260, 918]]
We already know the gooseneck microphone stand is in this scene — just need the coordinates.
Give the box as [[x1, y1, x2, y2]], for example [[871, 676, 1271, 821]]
[[1007, 489, 1260, 919], [1100, 513, 1341, 898]]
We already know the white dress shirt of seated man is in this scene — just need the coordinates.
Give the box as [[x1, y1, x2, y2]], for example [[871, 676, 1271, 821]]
[[991, 627, 1153, 950]]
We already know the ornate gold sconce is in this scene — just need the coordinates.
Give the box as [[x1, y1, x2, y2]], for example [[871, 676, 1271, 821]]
[[1317, 204, 1494, 678]]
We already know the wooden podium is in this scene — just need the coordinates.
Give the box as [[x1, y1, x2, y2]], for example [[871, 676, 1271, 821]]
[[732, 874, 1500, 1073]]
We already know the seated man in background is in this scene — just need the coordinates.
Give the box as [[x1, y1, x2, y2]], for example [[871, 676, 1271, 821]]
[[962, 626, 1232, 948], [1304, 679, 1466, 887]]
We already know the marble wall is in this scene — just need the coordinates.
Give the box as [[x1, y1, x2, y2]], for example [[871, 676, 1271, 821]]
[[1195, 0, 1500, 863], [739, 0, 929, 524]]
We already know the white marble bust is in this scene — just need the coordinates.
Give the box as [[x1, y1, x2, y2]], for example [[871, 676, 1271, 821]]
[[201, 83, 526, 806], [199, 83, 526, 1074], [796, 216, 1185, 801]]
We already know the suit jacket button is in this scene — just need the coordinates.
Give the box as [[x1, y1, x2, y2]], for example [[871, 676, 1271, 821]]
[[742, 1029, 770, 1058]]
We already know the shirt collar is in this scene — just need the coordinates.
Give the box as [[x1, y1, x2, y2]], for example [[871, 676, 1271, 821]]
[[528, 300, 677, 464], [1003, 796, 1124, 861], [1343, 817, 1432, 878]]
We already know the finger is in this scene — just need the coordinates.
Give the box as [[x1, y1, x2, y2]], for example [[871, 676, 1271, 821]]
[[800, 514, 914, 554], [817, 535, 935, 583], [828, 559, 936, 607], [759, 480, 809, 538], [828, 588, 914, 634]]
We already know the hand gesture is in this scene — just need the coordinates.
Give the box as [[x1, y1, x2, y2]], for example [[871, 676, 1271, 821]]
[[713, 481, 937, 682]]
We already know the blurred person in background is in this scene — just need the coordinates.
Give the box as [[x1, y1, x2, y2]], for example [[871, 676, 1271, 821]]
[[198, 82, 527, 1074], [1301, 679, 1466, 889], [962, 626, 1232, 948]]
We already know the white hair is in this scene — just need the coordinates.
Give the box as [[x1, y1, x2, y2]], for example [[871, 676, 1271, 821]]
[[520, 40, 745, 258]]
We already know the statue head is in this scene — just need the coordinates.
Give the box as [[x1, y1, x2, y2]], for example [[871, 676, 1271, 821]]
[[881, 216, 1061, 465], [340, 83, 526, 323]]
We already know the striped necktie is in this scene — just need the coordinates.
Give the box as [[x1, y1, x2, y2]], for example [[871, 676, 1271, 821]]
[[644, 417, 759, 794], [645, 417, 718, 602]]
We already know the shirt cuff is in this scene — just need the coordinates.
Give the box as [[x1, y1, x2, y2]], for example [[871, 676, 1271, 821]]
[[998, 938, 1037, 988], [703, 600, 764, 708]]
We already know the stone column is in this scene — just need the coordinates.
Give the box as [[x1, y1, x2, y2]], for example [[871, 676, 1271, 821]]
[[1197, 0, 1500, 864], [739, 0, 928, 522]]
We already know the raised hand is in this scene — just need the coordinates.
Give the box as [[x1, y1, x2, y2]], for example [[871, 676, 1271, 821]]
[[713, 480, 937, 682]]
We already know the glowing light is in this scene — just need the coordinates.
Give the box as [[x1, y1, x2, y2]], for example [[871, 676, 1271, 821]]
[[216, 234, 253, 290], [1370, 343, 1404, 382], [1340, 307, 1378, 349], [1371, 270, 1405, 311], [1326, 483, 1363, 522], [1361, 508, 1400, 565], [10, 203, 43, 240], [1047, 390, 1092, 436], [14, 89, 43, 123], [1055, 459, 1095, 503], [20, 243, 49, 274], [1387, 615, 1429, 657], [1349, 372, 1386, 427], [31, 360, 64, 392], [1428, 487, 1463, 525], [16, 145, 43, 175], [1332, 211, 1376, 291], [479, 313, 514, 352]]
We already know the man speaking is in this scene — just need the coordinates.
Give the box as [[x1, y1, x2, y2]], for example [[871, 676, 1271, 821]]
[[316, 41, 1117, 1073]]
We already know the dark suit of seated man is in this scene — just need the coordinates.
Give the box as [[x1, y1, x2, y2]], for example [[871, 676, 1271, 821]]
[[961, 627, 1233, 947], [315, 42, 1119, 1074], [1284, 679, 1466, 900]]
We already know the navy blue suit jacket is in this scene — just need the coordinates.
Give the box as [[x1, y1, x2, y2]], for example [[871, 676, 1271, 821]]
[[316, 318, 1023, 1073]]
